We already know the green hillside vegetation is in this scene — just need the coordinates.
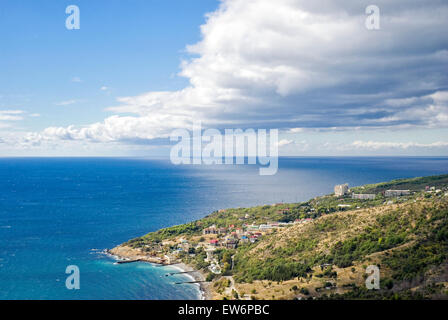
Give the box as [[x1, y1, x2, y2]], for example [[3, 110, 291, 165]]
[[121, 174, 448, 299], [232, 196, 448, 284], [350, 174, 448, 194], [128, 175, 448, 247]]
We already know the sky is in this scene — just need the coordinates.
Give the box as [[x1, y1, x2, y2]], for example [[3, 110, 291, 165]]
[[1, 0, 447, 157]]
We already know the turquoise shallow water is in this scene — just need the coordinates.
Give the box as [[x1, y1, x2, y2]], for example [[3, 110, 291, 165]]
[[0, 157, 447, 299]]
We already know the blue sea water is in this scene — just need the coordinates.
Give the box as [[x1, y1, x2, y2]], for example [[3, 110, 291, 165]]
[[0, 157, 447, 300]]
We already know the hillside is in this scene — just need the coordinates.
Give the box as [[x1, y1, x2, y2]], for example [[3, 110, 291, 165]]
[[350, 174, 448, 194], [112, 174, 448, 300], [231, 197, 448, 299]]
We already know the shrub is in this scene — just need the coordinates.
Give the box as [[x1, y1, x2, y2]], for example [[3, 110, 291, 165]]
[[300, 287, 310, 295]]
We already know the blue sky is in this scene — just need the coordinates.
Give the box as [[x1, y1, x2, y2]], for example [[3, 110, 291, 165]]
[[1, 0, 448, 156], [0, 0, 218, 130]]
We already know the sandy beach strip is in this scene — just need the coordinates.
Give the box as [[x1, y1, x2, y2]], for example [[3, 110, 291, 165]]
[[172, 262, 213, 300], [105, 246, 213, 300]]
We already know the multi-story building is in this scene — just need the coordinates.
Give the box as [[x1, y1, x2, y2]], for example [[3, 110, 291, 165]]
[[203, 225, 218, 235], [334, 184, 349, 196], [352, 193, 376, 200], [385, 190, 410, 197]]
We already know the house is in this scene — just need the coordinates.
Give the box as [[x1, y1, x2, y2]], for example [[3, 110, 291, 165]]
[[385, 190, 410, 197], [334, 184, 349, 196], [218, 227, 227, 234], [179, 239, 190, 251], [225, 239, 238, 249], [209, 239, 219, 246], [352, 193, 376, 200], [203, 225, 218, 235], [247, 224, 259, 231]]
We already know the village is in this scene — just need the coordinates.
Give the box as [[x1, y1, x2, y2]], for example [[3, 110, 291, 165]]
[[164, 215, 314, 274], [111, 174, 448, 300], [126, 180, 448, 277]]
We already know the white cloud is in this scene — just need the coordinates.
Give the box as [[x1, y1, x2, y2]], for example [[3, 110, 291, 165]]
[[0, 123, 13, 129], [0, 110, 25, 132], [0, 110, 23, 114], [71, 77, 82, 83], [8, 0, 448, 151], [383, 91, 448, 128], [55, 100, 77, 106], [351, 140, 448, 150], [289, 128, 305, 133], [0, 110, 24, 121], [100, 86, 109, 91], [22, 115, 188, 145], [278, 139, 294, 147]]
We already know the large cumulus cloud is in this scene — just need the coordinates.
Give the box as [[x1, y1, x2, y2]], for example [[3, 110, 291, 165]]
[[17, 0, 448, 146]]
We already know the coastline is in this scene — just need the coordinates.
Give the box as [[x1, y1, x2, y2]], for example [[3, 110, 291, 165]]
[[105, 246, 213, 300], [171, 262, 213, 300]]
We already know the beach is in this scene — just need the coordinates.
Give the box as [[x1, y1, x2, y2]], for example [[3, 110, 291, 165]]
[[107, 246, 212, 300], [172, 263, 213, 300]]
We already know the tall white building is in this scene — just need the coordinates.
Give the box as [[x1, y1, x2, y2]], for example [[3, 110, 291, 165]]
[[334, 184, 349, 196]]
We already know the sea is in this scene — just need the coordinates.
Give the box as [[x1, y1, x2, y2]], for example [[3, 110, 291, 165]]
[[0, 157, 447, 299]]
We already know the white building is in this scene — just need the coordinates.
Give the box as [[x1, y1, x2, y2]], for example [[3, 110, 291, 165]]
[[385, 190, 410, 197], [352, 193, 376, 200], [334, 184, 349, 196]]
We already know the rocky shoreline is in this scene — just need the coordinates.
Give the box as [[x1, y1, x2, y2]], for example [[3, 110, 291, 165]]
[[107, 245, 213, 300]]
